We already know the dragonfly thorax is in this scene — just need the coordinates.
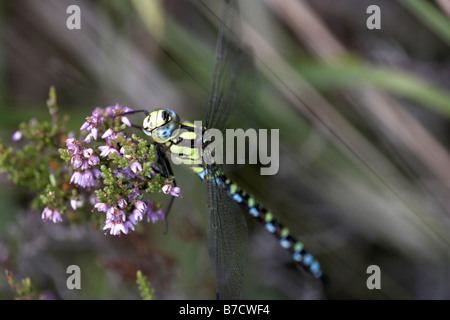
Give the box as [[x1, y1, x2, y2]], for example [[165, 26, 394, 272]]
[[143, 109, 181, 143]]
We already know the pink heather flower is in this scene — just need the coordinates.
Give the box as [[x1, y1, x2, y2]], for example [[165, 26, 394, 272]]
[[135, 200, 147, 213], [71, 155, 82, 168], [106, 207, 116, 220], [70, 171, 84, 185], [106, 104, 122, 117], [88, 155, 100, 166], [66, 138, 81, 155], [66, 138, 77, 146], [51, 210, 63, 223], [106, 207, 126, 221], [80, 121, 90, 131], [125, 220, 135, 232], [98, 145, 110, 157], [83, 170, 95, 187], [121, 116, 132, 127], [41, 207, 63, 223], [162, 184, 170, 194], [98, 145, 118, 157], [81, 160, 90, 170], [105, 104, 132, 118], [71, 197, 77, 210], [84, 132, 95, 143], [67, 146, 80, 156], [117, 209, 126, 221], [101, 128, 114, 139], [169, 186, 181, 197], [92, 168, 102, 179], [12, 130, 23, 142], [131, 208, 144, 223], [71, 197, 83, 210], [118, 198, 127, 209], [41, 207, 52, 220], [130, 200, 148, 223], [130, 161, 142, 174], [91, 127, 98, 140], [103, 219, 114, 234], [128, 214, 137, 226], [92, 109, 100, 118], [83, 148, 93, 158], [162, 184, 181, 197], [113, 223, 127, 235], [94, 202, 109, 212], [147, 208, 165, 224], [103, 219, 128, 236]]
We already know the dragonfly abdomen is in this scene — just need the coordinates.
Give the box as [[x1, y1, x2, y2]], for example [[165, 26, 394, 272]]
[[164, 119, 323, 280], [196, 167, 323, 280]]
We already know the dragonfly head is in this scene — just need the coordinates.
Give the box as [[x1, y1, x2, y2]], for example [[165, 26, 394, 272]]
[[143, 109, 181, 143]]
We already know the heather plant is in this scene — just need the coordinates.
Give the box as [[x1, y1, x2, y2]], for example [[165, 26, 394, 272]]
[[0, 87, 180, 236], [5, 270, 40, 300]]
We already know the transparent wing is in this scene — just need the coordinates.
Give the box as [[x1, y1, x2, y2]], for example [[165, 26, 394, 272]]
[[204, 0, 242, 131], [201, 0, 249, 299], [206, 172, 248, 300]]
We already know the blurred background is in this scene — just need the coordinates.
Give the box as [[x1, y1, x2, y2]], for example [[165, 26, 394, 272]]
[[1, 0, 450, 299]]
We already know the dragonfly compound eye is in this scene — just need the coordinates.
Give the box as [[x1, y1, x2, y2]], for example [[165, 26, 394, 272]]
[[145, 109, 181, 143]]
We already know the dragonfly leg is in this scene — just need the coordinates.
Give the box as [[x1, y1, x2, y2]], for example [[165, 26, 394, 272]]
[[113, 110, 149, 131], [113, 109, 150, 118], [120, 131, 139, 145], [130, 124, 144, 130]]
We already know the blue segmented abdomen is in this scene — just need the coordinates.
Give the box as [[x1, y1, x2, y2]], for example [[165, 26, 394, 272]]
[[195, 168, 323, 279]]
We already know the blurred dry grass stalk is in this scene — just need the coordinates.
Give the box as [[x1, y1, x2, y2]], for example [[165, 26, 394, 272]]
[[2, 0, 450, 299]]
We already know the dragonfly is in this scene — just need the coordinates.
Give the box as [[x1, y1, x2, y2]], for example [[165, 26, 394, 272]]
[[116, 0, 324, 299]]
